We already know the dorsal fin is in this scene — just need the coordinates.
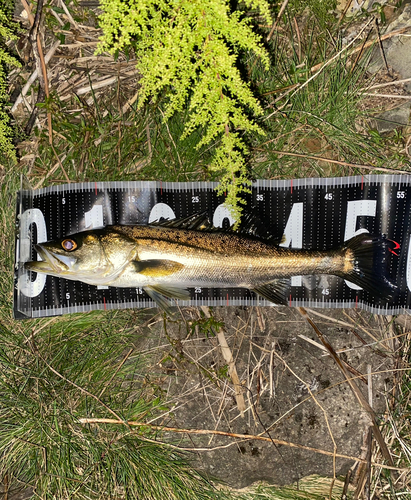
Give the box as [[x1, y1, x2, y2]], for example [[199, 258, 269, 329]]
[[150, 212, 213, 231], [236, 212, 284, 244], [150, 210, 284, 244]]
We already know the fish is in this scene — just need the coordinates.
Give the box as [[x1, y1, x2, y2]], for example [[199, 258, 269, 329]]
[[25, 212, 397, 310]]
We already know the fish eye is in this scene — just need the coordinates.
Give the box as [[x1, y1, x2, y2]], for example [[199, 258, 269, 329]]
[[61, 239, 77, 252]]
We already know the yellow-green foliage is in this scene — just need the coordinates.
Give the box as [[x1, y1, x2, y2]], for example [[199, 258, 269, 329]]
[[0, 8, 21, 164], [97, 0, 271, 220]]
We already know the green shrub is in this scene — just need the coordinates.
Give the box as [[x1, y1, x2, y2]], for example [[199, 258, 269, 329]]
[[97, 0, 272, 220], [0, 5, 21, 164]]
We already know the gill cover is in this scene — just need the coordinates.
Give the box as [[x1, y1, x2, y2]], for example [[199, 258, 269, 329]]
[[25, 229, 138, 284]]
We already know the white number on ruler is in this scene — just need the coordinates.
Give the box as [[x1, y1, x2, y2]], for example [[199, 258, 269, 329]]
[[85, 204, 104, 229], [280, 203, 303, 287], [194, 287, 202, 293], [397, 191, 405, 199], [192, 196, 199, 203], [344, 200, 377, 290], [213, 203, 236, 228], [325, 193, 333, 200], [322, 288, 330, 295], [128, 195, 137, 202], [18, 209, 48, 298], [256, 194, 264, 201], [136, 287, 144, 295], [149, 203, 176, 223], [66, 293, 70, 300], [62, 197, 66, 205]]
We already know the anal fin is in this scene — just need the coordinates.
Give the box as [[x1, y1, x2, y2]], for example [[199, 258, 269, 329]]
[[253, 279, 290, 306], [144, 284, 191, 314], [147, 284, 190, 301]]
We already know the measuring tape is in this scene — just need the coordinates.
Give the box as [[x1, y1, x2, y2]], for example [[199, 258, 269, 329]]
[[13, 175, 411, 319]]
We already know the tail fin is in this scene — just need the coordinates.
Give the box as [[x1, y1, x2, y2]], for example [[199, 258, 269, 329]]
[[339, 233, 398, 300]]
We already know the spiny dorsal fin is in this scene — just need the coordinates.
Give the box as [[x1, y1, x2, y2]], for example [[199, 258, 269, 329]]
[[236, 212, 285, 244], [151, 210, 284, 244], [150, 212, 213, 231]]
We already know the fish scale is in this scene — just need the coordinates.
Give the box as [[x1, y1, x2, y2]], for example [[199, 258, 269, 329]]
[[111, 226, 345, 287], [25, 215, 396, 310]]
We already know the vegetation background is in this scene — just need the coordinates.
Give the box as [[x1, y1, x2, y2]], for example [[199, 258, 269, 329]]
[[1, 0, 411, 498]]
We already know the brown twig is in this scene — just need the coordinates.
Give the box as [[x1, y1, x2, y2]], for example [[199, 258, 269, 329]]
[[50, 144, 71, 183], [361, 93, 411, 100], [374, 17, 390, 75], [58, 0, 79, 29], [11, 41, 60, 114], [310, 26, 411, 74], [299, 334, 368, 383], [365, 77, 411, 90], [201, 306, 246, 415], [342, 463, 357, 500], [20, 0, 34, 24], [77, 417, 406, 471], [349, 24, 372, 76], [336, 0, 354, 28], [33, 151, 70, 189], [22, 0, 53, 142], [266, 0, 289, 42], [366, 427, 373, 500], [293, 16, 301, 63]]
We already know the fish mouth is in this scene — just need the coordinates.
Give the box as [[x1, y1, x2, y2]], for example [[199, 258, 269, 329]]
[[25, 244, 74, 274]]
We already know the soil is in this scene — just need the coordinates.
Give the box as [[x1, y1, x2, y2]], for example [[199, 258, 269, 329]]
[[138, 305, 399, 487]]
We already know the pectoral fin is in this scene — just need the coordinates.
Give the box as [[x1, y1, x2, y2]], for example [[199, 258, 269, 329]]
[[144, 285, 191, 314], [253, 279, 290, 306], [133, 260, 183, 277]]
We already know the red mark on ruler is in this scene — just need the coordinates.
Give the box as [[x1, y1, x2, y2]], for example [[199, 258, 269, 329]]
[[290, 179, 293, 194], [361, 176, 364, 191], [355, 295, 358, 308], [95, 182, 98, 195], [387, 239, 401, 256], [103, 297, 106, 310], [289, 294, 292, 307], [226, 293, 229, 306]]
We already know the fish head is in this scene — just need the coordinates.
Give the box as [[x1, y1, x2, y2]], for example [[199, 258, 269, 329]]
[[25, 229, 137, 284]]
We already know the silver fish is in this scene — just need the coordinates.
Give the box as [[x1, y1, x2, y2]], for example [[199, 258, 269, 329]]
[[25, 213, 397, 309]]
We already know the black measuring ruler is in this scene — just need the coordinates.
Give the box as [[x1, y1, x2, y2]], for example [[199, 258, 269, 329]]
[[13, 175, 411, 319]]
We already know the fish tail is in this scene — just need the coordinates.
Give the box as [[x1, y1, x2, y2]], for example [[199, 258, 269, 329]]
[[339, 233, 398, 299]]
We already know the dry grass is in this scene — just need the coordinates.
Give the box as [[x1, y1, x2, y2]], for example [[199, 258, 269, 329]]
[[108, 305, 411, 497]]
